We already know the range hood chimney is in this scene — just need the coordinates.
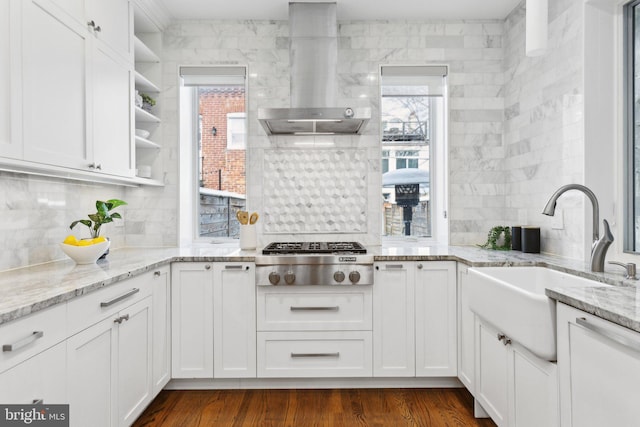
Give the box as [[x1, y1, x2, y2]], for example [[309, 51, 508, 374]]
[[258, 2, 370, 135]]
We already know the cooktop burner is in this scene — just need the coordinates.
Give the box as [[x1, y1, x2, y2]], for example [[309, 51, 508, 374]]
[[262, 241, 367, 255]]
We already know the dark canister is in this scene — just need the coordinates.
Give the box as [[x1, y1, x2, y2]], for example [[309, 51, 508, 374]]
[[511, 226, 522, 250], [521, 226, 541, 253]]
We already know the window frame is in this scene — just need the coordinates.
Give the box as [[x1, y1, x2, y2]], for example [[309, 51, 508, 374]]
[[379, 65, 449, 244], [178, 65, 249, 244]]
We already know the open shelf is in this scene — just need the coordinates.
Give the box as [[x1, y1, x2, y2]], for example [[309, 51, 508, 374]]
[[135, 136, 160, 149], [135, 71, 160, 93], [135, 106, 160, 123], [134, 36, 160, 63]]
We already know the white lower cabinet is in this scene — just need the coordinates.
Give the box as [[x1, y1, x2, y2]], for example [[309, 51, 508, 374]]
[[152, 266, 171, 394], [171, 262, 214, 378], [373, 261, 457, 378], [0, 341, 67, 405], [373, 262, 415, 376], [415, 261, 457, 376], [557, 303, 640, 427], [67, 273, 153, 427], [171, 262, 256, 379], [67, 296, 152, 427], [458, 265, 476, 392], [257, 285, 373, 378], [213, 263, 256, 378], [474, 318, 558, 427], [257, 331, 372, 378]]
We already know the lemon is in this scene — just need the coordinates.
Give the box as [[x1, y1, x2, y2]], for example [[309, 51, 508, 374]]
[[93, 236, 107, 244], [63, 235, 78, 246], [77, 239, 92, 246]]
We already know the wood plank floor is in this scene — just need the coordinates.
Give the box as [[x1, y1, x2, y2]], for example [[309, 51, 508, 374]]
[[133, 388, 497, 427]]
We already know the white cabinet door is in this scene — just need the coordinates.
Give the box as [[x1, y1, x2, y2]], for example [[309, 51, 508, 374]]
[[67, 292, 152, 427], [67, 315, 117, 427], [213, 263, 256, 378], [152, 266, 171, 394], [475, 320, 509, 427], [171, 263, 214, 378], [117, 297, 152, 427], [0, 0, 21, 159], [22, 0, 91, 170], [373, 262, 415, 377], [91, 45, 133, 177], [0, 341, 67, 405], [415, 261, 457, 377], [509, 344, 558, 427], [87, 0, 132, 60], [458, 265, 475, 392], [558, 303, 640, 427]]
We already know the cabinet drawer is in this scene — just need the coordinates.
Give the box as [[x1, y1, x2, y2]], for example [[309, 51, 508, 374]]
[[257, 331, 372, 377], [67, 273, 151, 335], [0, 303, 67, 374], [257, 286, 372, 331]]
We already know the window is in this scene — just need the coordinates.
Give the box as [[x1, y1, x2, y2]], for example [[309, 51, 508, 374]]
[[179, 66, 247, 240], [380, 65, 448, 241], [625, 1, 640, 252]]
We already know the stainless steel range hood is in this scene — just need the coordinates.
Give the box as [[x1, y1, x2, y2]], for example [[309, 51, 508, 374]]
[[258, 2, 370, 135]]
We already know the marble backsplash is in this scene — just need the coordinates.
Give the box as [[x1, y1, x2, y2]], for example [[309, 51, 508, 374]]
[[502, 0, 586, 260]]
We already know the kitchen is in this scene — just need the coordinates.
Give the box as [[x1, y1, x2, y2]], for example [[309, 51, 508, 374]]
[[0, 0, 638, 426]]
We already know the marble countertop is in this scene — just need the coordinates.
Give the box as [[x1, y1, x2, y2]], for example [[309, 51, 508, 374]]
[[1, 244, 638, 332]]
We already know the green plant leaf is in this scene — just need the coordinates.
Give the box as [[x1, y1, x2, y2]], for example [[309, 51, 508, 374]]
[[70, 219, 92, 230], [110, 212, 122, 219], [106, 199, 127, 209]]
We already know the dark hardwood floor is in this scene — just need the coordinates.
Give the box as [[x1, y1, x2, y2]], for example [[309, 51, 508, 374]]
[[133, 388, 497, 427]]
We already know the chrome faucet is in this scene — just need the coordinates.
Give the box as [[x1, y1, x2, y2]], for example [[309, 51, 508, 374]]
[[542, 184, 614, 272]]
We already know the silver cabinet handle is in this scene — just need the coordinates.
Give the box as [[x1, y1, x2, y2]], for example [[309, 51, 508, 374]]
[[205, 264, 211, 270], [290, 352, 340, 358], [225, 265, 242, 270], [32, 399, 43, 405], [290, 306, 339, 312], [417, 264, 423, 269], [100, 288, 139, 307], [3, 331, 44, 352], [114, 314, 130, 324], [154, 271, 161, 277], [385, 264, 404, 269], [576, 317, 640, 353]]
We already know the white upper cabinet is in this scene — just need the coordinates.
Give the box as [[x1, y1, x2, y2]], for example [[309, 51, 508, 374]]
[[18, 0, 134, 178], [47, 0, 133, 62], [22, 0, 90, 170], [0, 1, 20, 159]]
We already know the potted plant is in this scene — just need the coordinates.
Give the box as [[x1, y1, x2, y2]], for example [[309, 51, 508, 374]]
[[140, 93, 156, 113], [70, 199, 127, 238]]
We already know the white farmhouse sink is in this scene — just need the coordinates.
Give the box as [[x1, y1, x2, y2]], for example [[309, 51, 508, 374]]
[[467, 266, 609, 361]]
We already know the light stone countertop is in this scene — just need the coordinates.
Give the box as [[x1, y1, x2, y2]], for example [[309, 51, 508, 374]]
[[1, 244, 638, 332]]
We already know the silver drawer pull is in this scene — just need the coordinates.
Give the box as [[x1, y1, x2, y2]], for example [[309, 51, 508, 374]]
[[33, 399, 43, 405], [385, 264, 404, 269], [225, 265, 243, 269], [100, 288, 139, 307], [290, 306, 339, 312], [3, 331, 44, 352], [291, 352, 340, 358], [576, 317, 640, 353]]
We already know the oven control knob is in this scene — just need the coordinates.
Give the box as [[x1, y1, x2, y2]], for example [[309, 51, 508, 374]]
[[284, 271, 296, 285], [268, 272, 281, 285], [334, 271, 346, 283], [349, 271, 361, 284]]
